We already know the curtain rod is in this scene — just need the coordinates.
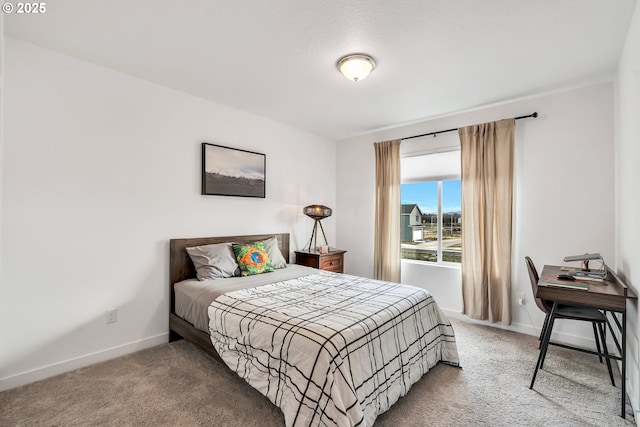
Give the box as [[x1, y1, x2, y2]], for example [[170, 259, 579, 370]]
[[401, 112, 538, 141]]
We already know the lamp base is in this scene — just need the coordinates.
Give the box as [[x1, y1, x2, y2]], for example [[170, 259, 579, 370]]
[[304, 219, 329, 252]]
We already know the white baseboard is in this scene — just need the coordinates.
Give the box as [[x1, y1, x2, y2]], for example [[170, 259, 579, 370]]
[[443, 309, 607, 350], [0, 333, 169, 392]]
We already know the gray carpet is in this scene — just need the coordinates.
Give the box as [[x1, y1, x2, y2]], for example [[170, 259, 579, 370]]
[[0, 318, 635, 426]]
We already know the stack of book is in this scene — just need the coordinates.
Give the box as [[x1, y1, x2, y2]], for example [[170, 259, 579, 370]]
[[572, 271, 606, 281], [541, 276, 589, 290]]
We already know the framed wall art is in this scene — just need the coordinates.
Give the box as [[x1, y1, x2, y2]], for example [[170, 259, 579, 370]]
[[201, 143, 266, 198]]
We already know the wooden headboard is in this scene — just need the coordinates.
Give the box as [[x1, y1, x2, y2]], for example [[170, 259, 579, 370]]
[[169, 233, 290, 305], [168, 233, 289, 352]]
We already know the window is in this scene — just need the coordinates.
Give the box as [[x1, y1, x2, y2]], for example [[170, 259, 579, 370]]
[[400, 150, 462, 264]]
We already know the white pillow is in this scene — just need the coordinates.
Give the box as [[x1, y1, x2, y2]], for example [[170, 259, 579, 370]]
[[260, 236, 288, 269], [186, 242, 239, 280]]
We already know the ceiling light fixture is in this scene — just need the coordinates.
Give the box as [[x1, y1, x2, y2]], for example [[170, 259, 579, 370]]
[[337, 54, 376, 82]]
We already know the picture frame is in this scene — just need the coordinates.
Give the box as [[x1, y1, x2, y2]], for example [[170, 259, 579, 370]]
[[201, 143, 266, 198]]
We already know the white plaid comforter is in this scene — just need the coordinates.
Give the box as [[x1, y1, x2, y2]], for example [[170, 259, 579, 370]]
[[208, 272, 459, 427]]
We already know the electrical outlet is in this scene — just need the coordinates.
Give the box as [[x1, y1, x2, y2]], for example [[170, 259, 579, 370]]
[[105, 309, 117, 324], [517, 293, 525, 305]]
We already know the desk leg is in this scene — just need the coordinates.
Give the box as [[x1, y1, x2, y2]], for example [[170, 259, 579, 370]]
[[530, 301, 557, 389], [621, 310, 626, 418]]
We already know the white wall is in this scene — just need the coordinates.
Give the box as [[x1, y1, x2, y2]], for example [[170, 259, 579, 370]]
[[615, 1, 640, 421], [337, 83, 615, 348], [0, 38, 336, 390], [1, 14, 4, 309]]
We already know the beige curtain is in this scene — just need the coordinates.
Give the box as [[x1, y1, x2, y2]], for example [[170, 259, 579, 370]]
[[459, 119, 515, 325], [374, 139, 401, 282]]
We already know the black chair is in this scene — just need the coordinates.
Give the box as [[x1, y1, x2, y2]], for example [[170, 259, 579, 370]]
[[525, 256, 615, 386]]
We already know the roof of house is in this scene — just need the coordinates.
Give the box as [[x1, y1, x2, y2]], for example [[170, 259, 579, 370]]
[[401, 204, 423, 215]]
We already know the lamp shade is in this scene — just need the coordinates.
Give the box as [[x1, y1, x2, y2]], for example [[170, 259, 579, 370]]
[[337, 54, 376, 82], [303, 205, 332, 220]]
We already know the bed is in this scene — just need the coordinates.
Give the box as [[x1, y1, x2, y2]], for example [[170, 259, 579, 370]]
[[169, 233, 459, 427]]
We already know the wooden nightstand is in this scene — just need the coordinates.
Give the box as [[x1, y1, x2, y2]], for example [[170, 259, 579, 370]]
[[295, 249, 346, 273]]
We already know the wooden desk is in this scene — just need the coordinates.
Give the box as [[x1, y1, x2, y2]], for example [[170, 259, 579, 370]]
[[531, 265, 636, 418]]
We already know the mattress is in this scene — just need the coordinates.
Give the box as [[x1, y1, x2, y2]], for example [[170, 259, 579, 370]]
[[174, 263, 318, 332], [208, 270, 459, 427]]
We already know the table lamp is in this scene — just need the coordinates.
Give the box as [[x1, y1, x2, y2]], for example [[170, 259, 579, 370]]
[[563, 253, 607, 279], [303, 205, 332, 252]]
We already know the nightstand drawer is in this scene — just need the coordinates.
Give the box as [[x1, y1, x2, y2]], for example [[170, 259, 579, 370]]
[[294, 249, 346, 273], [319, 255, 343, 271]]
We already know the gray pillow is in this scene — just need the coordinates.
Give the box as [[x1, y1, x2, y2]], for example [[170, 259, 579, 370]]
[[186, 242, 240, 280], [260, 236, 287, 269]]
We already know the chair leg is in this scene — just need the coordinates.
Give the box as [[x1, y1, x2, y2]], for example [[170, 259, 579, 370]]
[[604, 311, 622, 355], [592, 322, 604, 364], [531, 302, 558, 389], [540, 311, 558, 369], [598, 323, 615, 387], [539, 313, 551, 349]]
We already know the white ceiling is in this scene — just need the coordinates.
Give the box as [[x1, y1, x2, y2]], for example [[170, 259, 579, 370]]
[[5, 0, 637, 141]]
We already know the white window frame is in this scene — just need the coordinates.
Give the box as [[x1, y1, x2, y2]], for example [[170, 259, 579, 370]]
[[400, 147, 461, 266], [401, 179, 461, 266]]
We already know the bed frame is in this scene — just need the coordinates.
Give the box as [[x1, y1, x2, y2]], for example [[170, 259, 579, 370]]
[[169, 233, 290, 360]]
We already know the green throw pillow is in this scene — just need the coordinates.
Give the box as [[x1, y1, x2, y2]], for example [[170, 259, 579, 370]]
[[232, 241, 274, 276]]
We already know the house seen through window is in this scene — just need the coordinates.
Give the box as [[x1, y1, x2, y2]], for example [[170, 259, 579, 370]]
[[400, 149, 462, 264]]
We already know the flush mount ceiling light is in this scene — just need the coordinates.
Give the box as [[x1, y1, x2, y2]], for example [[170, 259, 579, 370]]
[[337, 54, 376, 82]]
